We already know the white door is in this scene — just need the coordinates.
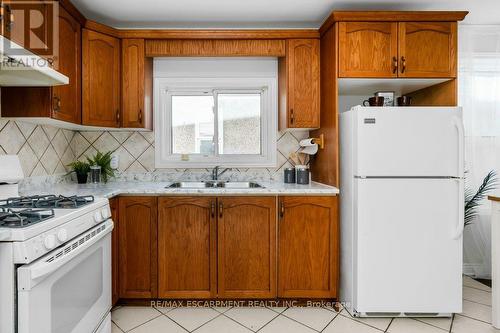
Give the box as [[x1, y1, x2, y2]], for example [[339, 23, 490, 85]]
[[354, 178, 463, 313], [17, 221, 112, 333], [353, 106, 464, 177]]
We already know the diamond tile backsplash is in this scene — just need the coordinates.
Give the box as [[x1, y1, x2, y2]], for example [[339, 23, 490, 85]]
[[0, 119, 75, 178], [0, 118, 309, 183]]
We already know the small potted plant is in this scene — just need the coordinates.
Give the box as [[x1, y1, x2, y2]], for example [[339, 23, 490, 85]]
[[86, 151, 115, 183], [68, 161, 91, 184]]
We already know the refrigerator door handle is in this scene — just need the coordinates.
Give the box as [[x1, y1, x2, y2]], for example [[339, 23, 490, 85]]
[[452, 178, 465, 240], [453, 116, 465, 178]]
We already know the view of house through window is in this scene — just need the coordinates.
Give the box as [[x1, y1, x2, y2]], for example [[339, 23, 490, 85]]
[[171, 92, 262, 156]]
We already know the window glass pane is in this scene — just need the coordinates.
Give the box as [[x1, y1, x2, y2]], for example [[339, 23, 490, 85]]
[[217, 93, 261, 155], [171, 95, 214, 155]]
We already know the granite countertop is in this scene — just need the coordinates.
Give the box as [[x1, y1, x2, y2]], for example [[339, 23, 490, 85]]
[[20, 181, 339, 198]]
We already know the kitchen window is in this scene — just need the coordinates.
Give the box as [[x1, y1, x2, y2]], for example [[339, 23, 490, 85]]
[[154, 58, 278, 168]]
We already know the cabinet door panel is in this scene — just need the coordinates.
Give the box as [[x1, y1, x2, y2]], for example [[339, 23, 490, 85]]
[[82, 29, 120, 127], [398, 22, 457, 78], [339, 22, 398, 78], [122, 39, 152, 129], [118, 197, 157, 299], [218, 197, 277, 298], [158, 197, 217, 298], [52, 6, 81, 123], [286, 39, 320, 129], [278, 196, 338, 298]]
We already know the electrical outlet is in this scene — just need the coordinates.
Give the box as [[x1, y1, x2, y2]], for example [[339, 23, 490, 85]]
[[110, 154, 119, 169]]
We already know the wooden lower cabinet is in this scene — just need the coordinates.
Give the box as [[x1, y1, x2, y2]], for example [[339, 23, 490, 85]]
[[109, 197, 119, 306], [114, 195, 338, 301], [218, 197, 277, 298], [118, 196, 158, 299], [278, 196, 338, 298], [157, 197, 217, 298]]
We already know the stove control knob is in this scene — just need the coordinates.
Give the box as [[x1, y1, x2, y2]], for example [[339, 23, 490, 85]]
[[101, 208, 110, 219], [44, 235, 56, 250], [57, 229, 68, 242], [94, 211, 102, 223]]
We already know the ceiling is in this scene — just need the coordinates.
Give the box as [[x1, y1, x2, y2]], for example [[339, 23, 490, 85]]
[[71, 0, 499, 29]]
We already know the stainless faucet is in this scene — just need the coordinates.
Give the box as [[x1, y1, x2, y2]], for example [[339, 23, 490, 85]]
[[211, 166, 232, 181]]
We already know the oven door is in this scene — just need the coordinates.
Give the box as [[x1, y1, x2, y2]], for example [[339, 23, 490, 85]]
[[17, 220, 113, 333]]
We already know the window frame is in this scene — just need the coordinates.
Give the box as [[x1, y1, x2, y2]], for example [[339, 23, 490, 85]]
[[154, 77, 277, 168]]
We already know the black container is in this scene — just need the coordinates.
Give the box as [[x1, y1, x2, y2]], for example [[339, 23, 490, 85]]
[[284, 167, 296, 183], [76, 172, 88, 184], [296, 167, 310, 185]]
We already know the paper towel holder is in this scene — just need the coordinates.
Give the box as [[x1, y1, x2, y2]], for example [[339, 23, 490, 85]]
[[311, 134, 324, 149]]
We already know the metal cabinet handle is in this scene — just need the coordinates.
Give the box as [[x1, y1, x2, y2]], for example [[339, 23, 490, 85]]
[[139, 109, 143, 124], [392, 56, 398, 74], [116, 110, 120, 125], [401, 56, 406, 74], [53, 96, 61, 112], [280, 201, 284, 218], [290, 108, 294, 124], [219, 202, 223, 218], [211, 201, 215, 218]]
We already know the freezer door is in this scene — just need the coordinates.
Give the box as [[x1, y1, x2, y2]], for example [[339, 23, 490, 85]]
[[353, 107, 464, 177], [354, 178, 463, 314]]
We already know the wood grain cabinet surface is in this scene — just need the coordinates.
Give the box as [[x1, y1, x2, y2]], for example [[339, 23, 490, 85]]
[[339, 22, 398, 78], [82, 28, 121, 127], [278, 196, 338, 298], [398, 22, 457, 78], [118, 196, 158, 299], [121, 39, 153, 129], [1, 5, 81, 124], [51, 6, 82, 123], [217, 197, 277, 299], [338, 21, 457, 78], [157, 197, 217, 299], [279, 39, 320, 130]]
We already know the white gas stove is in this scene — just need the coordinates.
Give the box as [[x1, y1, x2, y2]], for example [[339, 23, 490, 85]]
[[0, 156, 112, 333]]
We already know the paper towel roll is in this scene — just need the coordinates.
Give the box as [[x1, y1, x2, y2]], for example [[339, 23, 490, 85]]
[[299, 138, 318, 155]]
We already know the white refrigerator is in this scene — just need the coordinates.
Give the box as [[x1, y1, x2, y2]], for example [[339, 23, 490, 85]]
[[340, 106, 464, 317]]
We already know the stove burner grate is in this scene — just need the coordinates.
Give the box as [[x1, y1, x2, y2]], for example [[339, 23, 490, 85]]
[[0, 208, 55, 228], [0, 195, 94, 209]]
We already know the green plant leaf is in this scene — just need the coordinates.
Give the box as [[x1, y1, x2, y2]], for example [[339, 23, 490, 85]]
[[464, 171, 498, 226]]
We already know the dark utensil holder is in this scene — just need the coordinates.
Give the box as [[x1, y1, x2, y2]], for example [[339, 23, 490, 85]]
[[284, 168, 296, 183], [296, 168, 310, 185]]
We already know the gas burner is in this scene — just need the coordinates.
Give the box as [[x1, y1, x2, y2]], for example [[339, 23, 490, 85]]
[[0, 195, 94, 209], [35, 195, 95, 209], [0, 195, 58, 209], [0, 208, 55, 228]]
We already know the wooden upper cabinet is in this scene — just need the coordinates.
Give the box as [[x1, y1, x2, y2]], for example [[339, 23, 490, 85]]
[[339, 22, 398, 78], [278, 196, 338, 298], [217, 197, 277, 299], [0, 5, 81, 124], [279, 39, 320, 129], [82, 29, 121, 127], [118, 196, 157, 299], [51, 6, 81, 123], [158, 197, 217, 299], [398, 22, 457, 78], [121, 39, 153, 129]]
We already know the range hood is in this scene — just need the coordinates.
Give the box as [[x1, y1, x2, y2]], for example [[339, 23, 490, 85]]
[[0, 35, 69, 86]]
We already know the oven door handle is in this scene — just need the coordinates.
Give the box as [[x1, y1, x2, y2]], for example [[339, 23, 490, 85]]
[[18, 220, 113, 289]]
